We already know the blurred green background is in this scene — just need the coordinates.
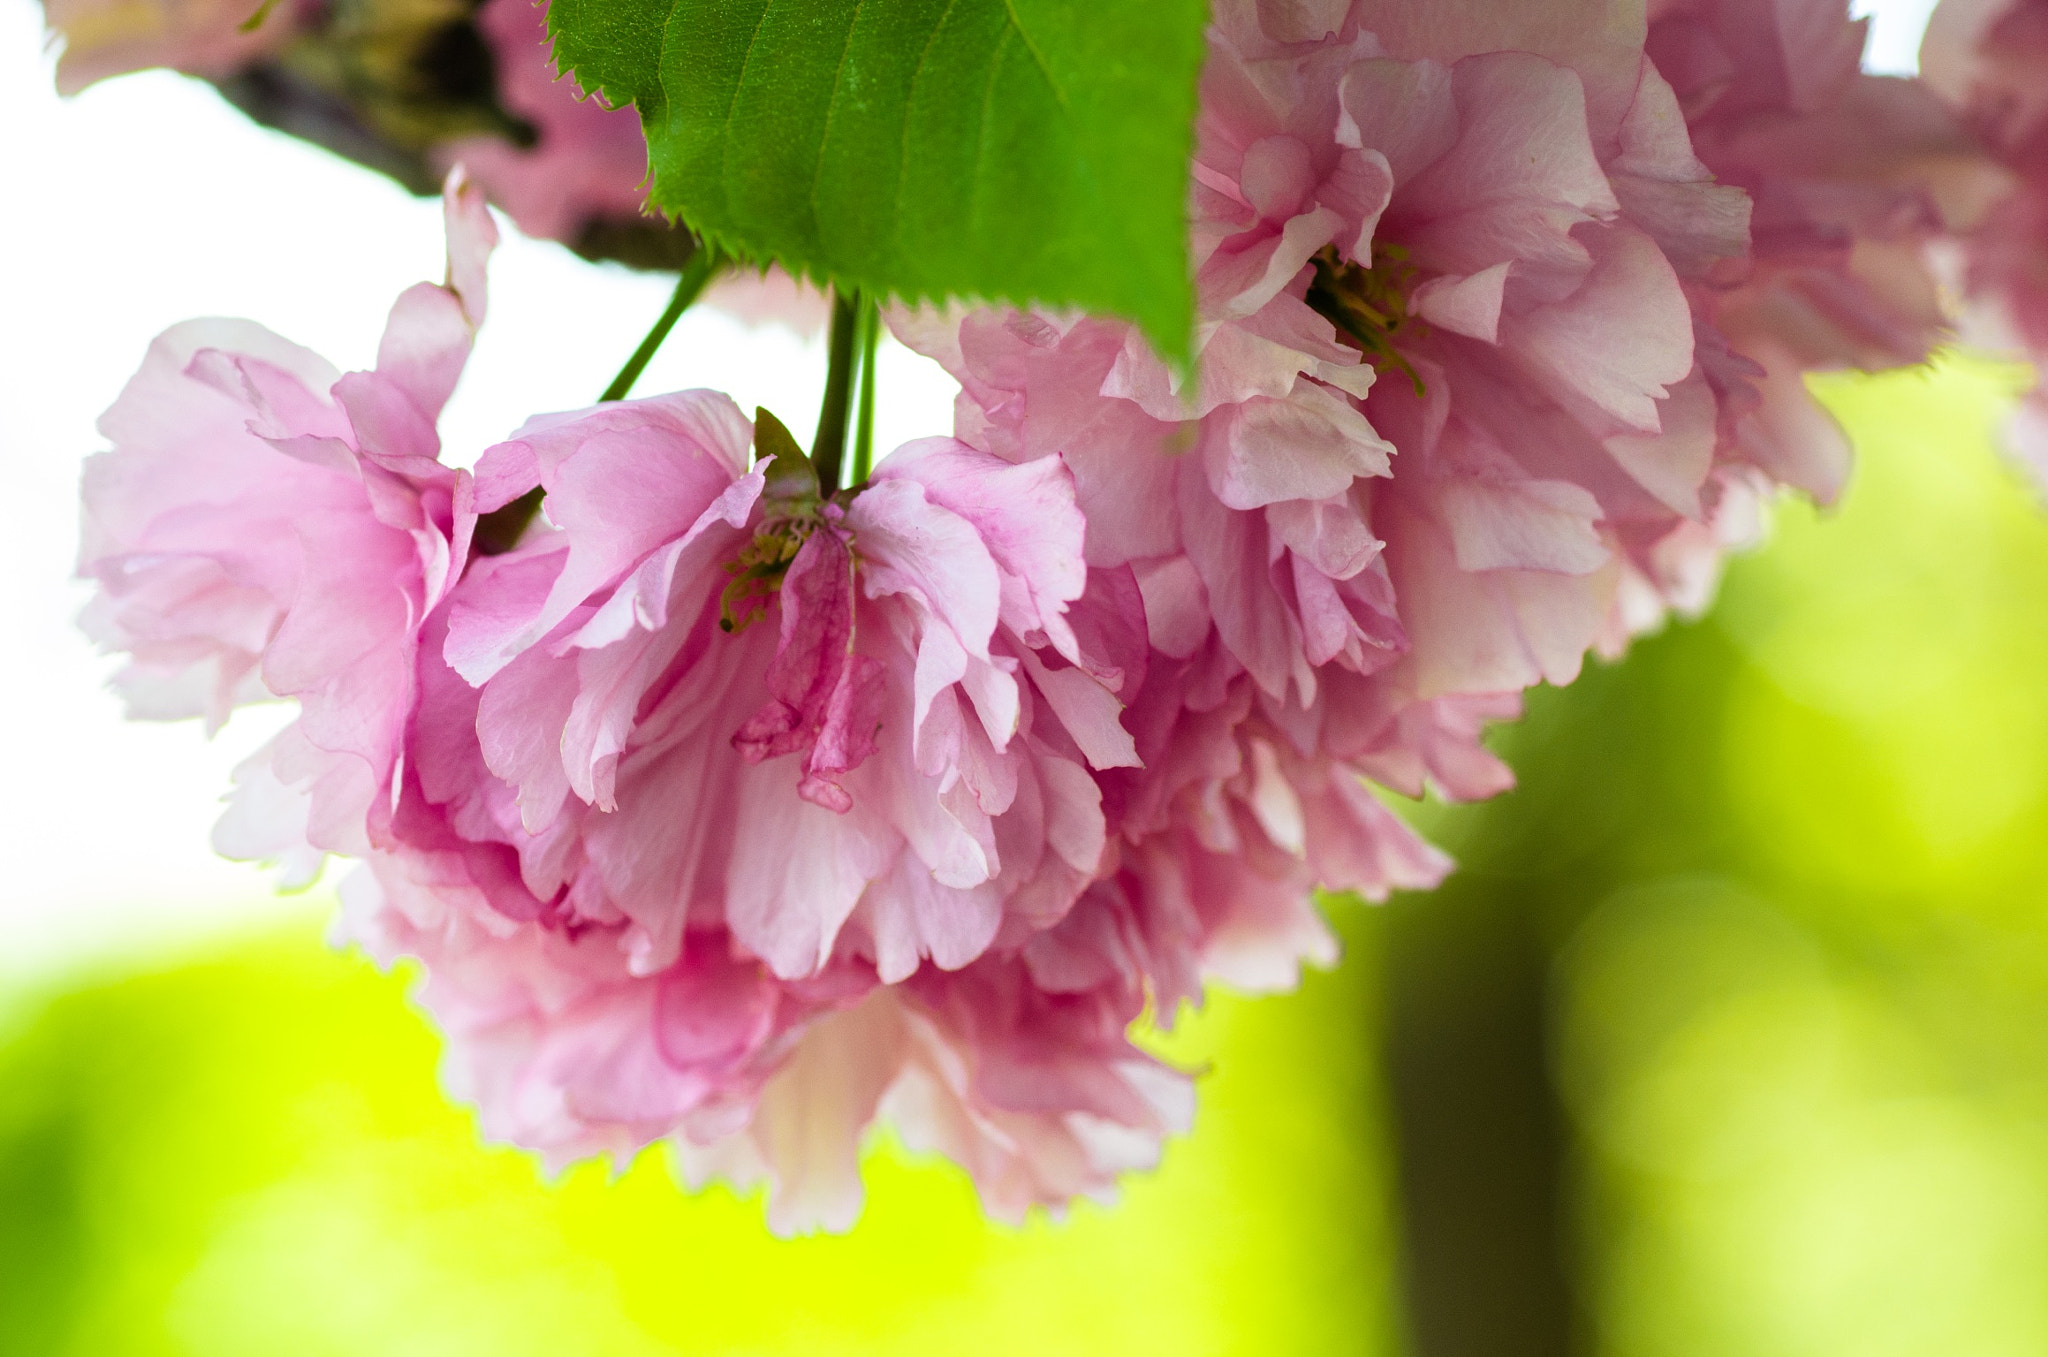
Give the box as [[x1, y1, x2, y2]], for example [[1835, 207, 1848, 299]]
[[7, 358, 2048, 1355]]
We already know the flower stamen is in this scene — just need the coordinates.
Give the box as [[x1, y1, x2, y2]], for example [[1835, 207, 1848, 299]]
[[1306, 243, 1429, 397], [720, 513, 816, 633], [721, 406, 840, 634]]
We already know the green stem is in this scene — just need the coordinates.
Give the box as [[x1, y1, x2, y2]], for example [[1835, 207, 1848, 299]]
[[851, 301, 879, 486], [599, 242, 723, 403], [813, 288, 862, 495]]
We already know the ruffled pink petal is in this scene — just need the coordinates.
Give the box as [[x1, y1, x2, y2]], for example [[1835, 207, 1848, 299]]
[[453, 392, 755, 680], [732, 524, 885, 811]]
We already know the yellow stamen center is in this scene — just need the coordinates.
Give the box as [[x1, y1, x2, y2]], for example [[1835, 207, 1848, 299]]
[[720, 513, 820, 634]]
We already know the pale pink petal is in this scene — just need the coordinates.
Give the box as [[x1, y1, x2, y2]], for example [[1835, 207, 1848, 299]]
[[1201, 380, 1394, 510]]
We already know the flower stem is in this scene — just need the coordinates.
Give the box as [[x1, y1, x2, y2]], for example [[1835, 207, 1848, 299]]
[[812, 287, 862, 494], [600, 241, 724, 403], [851, 301, 880, 486]]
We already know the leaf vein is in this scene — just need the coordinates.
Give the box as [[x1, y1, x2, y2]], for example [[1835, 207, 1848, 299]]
[[718, 0, 778, 238], [806, 0, 869, 252], [966, 23, 1011, 256], [889, 0, 961, 271], [998, 0, 1066, 108]]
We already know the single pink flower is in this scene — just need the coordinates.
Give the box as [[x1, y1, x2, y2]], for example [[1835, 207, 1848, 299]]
[[437, 403, 1127, 986], [324, 417, 1185, 1228]]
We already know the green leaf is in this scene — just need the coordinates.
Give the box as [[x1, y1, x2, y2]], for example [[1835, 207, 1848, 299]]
[[548, 0, 668, 120], [549, 0, 1205, 361]]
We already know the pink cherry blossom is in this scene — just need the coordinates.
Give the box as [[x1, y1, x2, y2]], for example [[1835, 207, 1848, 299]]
[[316, 402, 1192, 1228], [434, 406, 1126, 984], [78, 169, 496, 871], [912, 11, 1725, 715]]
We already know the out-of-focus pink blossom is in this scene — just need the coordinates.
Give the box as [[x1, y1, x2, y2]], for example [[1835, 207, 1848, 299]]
[[42, 0, 303, 94], [1924, 0, 2048, 154], [436, 0, 651, 245], [701, 267, 836, 338], [1923, 0, 2048, 482], [438, 0, 837, 333], [1651, 0, 2001, 501], [78, 169, 496, 873]]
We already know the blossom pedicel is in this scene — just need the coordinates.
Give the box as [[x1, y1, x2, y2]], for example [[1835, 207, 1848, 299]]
[[75, 0, 1996, 1230]]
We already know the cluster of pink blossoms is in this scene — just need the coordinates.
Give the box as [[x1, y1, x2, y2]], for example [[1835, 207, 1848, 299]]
[[78, 0, 1990, 1229]]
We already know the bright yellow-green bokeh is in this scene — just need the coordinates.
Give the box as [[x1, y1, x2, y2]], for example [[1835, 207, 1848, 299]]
[[1560, 356, 2048, 1357], [0, 907, 1405, 1357]]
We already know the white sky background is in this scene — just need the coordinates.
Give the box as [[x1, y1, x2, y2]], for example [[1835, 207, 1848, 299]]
[[0, 0, 1946, 988]]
